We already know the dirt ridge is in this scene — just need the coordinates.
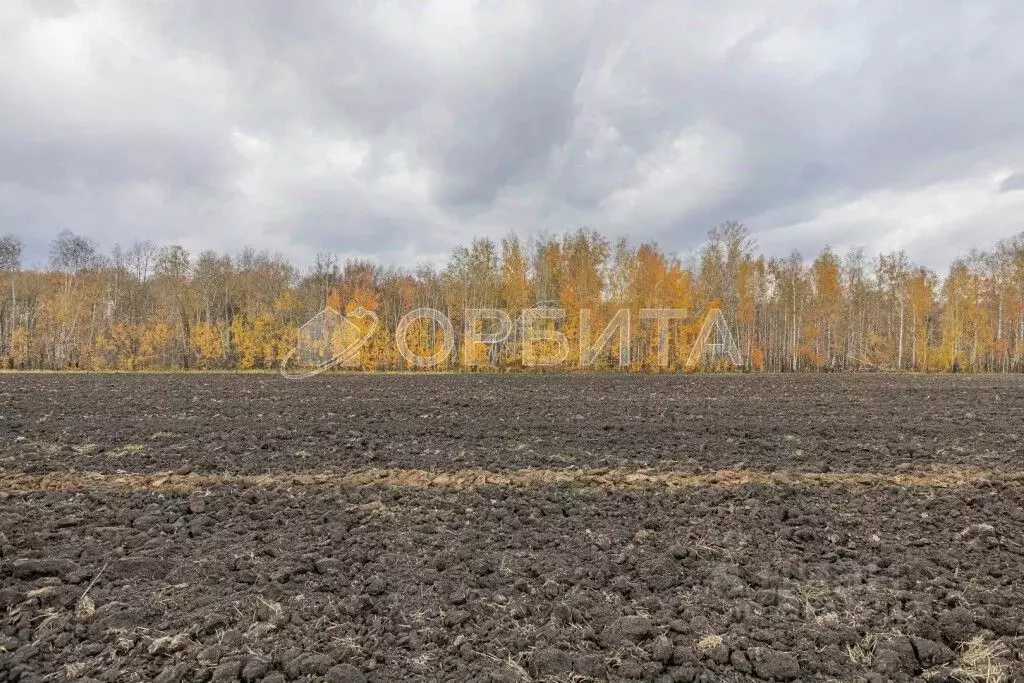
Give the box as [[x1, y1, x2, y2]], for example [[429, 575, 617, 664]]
[[2, 465, 1020, 494]]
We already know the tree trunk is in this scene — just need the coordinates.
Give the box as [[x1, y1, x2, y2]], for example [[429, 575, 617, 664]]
[[897, 300, 904, 370]]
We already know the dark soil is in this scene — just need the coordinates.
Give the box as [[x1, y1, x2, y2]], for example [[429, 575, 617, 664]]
[[3, 373, 1024, 476], [1, 374, 1023, 682]]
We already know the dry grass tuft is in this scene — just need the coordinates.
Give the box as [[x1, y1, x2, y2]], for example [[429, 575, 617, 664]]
[[475, 652, 530, 682], [502, 656, 531, 682], [695, 634, 724, 652], [64, 662, 89, 678], [74, 561, 106, 620], [109, 444, 146, 458], [148, 633, 192, 655], [846, 634, 877, 667], [26, 586, 57, 599], [152, 582, 189, 608], [927, 636, 1011, 683], [26, 439, 61, 455], [74, 595, 96, 619]]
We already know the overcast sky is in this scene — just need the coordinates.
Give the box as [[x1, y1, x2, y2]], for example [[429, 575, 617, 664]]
[[2, 1, 1023, 272]]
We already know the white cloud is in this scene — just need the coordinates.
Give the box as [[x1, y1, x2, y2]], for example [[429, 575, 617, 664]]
[[761, 172, 1024, 266]]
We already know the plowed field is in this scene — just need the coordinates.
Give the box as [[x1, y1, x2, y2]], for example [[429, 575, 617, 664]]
[[1, 374, 1022, 682]]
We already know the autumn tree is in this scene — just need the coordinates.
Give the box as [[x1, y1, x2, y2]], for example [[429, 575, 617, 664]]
[[0, 234, 23, 366], [906, 267, 936, 370], [810, 247, 843, 369], [48, 230, 99, 368]]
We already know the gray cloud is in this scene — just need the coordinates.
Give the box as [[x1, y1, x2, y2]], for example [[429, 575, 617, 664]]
[[1, 0, 1023, 270], [1000, 172, 1024, 193]]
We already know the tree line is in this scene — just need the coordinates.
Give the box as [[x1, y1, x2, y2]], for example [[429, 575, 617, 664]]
[[0, 222, 1022, 372]]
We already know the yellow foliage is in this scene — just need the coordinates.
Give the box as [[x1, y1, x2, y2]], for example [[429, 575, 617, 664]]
[[11, 327, 29, 367], [192, 323, 223, 367], [137, 322, 172, 368]]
